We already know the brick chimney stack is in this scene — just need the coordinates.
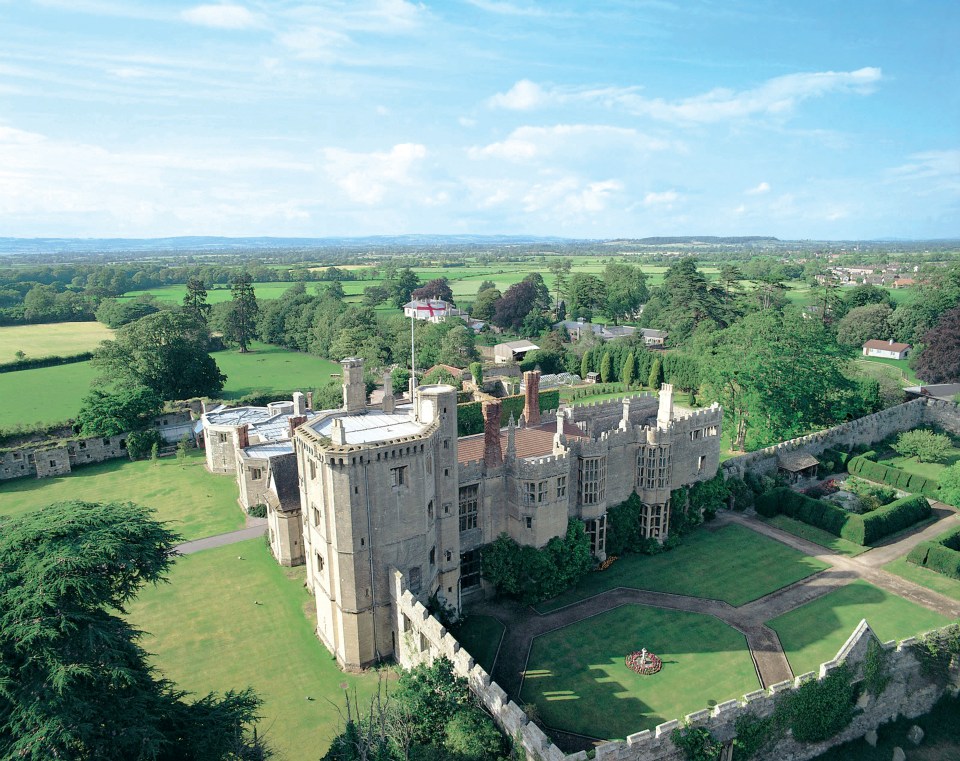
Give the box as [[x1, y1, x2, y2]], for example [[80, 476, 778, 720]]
[[305, 390, 314, 410], [288, 415, 307, 438], [482, 400, 503, 467], [236, 424, 249, 449], [523, 370, 541, 427]]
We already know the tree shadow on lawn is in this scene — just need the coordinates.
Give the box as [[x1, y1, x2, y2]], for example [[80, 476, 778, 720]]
[[520, 605, 760, 740]]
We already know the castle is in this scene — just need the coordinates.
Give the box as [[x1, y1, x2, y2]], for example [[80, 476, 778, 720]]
[[201, 359, 723, 670]]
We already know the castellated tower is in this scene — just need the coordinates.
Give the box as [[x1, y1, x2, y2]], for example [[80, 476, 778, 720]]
[[294, 366, 461, 671]]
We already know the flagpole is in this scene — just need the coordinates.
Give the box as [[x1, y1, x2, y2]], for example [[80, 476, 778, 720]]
[[410, 307, 416, 409]]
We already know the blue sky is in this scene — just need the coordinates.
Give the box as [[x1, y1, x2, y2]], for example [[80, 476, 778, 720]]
[[1, 0, 957, 239]]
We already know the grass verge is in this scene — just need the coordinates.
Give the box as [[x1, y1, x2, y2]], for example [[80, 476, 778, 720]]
[[883, 557, 960, 603], [760, 514, 869, 557]]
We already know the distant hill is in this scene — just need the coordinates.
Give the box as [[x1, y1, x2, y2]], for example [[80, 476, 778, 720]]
[[606, 236, 780, 245]]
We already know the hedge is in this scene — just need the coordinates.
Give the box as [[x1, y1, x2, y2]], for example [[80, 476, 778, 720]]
[[456, 388, 560, 437], [848, 454, 940, 499], [907, 526, 960, 580], [756, 488, 931, 545], [0, 351, 94, 374]]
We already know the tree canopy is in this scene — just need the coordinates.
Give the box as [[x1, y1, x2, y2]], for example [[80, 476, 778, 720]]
[[223, 273, 259, 353], [913, 305, 960, 383], [75, 384, 164, 437]]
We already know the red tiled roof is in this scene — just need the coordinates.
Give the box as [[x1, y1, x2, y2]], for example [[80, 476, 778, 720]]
[[457, 419, 588, 464], [863, 339, 911, 352]]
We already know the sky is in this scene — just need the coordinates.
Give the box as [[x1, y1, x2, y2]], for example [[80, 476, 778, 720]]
[[1, 0, 958, 240]]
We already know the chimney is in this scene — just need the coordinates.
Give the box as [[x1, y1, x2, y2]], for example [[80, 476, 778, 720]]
[[657, 384, 674, 428], [523, 370, 541, 427], [288, 415, 307, 437], [382, 371, 395, 414], [506, 414, 516, 459], [620, 397, 631, 431], [482, 400, 503, 467], [293, 391, 306, 416], [330, 418, 346, 445], [305, 390, 314, 410], [236, 424, 249, 450], [889, 338, 894, 345], [341, 357, 366, 413]]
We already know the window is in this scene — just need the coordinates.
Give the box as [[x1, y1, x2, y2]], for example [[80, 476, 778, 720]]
[[312, 505, 321, 526], [585, 516, 606, 555], [556, 475, 567, 499], [697, 455, 706, 473], [309, 460, 317, 480], [78, 440, 86, 450], [459, 484, 479, 532], [429, 547, 436, 567], [523, 480, 547, 505], [445, 550, 452, 562], [316, 552, 325, 572], [460, 550, 481, 589], [391, 466, 408, 487], [427, 499, 434, 520], [250, 468, 263, 480], [408, 567, 422, 595], [579, 456, 606, 505], [49, 460, 57, 468], [525, 516, 533, 529], [218, 433, 228, 443]]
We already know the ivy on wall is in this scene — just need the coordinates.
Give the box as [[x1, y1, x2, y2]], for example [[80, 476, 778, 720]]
[[456, 389, 560, 437]]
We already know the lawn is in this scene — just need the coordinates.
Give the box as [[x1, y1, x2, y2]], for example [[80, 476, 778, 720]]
[[856, 355, 921, 385], [760, 514, 870, 557], [213, 342, 342, 400], [535, 523, 829, 613], [767, 580, 954, 676], [0, 359, 98, 427], [453, 615, 505, 674], [520, 605, 759, 739], [876, 446, 960, 481], [0, 321, 113, 361], [884, 556, 960, 602], [127, 539, 384, 761], [0, 450, 243, 541]]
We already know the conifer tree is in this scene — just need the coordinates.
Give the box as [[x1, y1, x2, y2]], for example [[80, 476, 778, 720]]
[[648, 356, 663, 390], [600, 351, 612, 383], [225, 272, 258, 353], [622, 351, 636, 388]]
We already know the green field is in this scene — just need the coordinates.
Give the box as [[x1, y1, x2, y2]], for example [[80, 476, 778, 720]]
[[884, 556, 960, 602], [876, 446, 960, 480], [856, 355, 921, 385], [127, 539, 383, 761], [0, 450, 243, 541], [520, 605, 759, 739], [535, 523, 829, 613], [0, 321, 114, 362], [213, 342, 342, 399], [767, 580, 953, 676], [453, 615, 505, 674], [761, 514, 870, 557]]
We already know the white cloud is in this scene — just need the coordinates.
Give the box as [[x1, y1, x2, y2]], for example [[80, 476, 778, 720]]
[[488, 68, 882, 123], [181, 4, 260, 30], [643, 190, 679, 206], [469, 124, 675, 161], [746, 181, 770, 195], [322, 143, 427, 205], [889, 150, 960, 183], [458, 117, 477, 127], [465, 0, 549, 17]]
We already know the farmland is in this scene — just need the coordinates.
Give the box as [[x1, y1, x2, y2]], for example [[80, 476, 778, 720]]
[[0, 321, 113, 362]]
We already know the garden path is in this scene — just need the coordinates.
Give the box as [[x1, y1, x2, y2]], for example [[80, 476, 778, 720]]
[[174, 518, 267, 555]]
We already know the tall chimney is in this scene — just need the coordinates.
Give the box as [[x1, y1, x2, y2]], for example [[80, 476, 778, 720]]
[[305, 390, 314, 410], [341, 357, 366, 413], [482, 400, 503, 467], [235, 424, 249, 450], [657, 383, 674, 428], [288, 415, 307, 438], [523, 370, 541, 427], [293, 391, 306, 416], [331, 418, 346, 445], [382, 371, 395, 414]]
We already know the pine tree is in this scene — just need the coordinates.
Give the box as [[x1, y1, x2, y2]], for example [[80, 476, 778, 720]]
[[580, 351, 590, 380], [183, 276, 211, 323], [600, 352, 612, 383], [622, 351, 636, 388], [648, 357, 663, 390], [226, 273, 259, 353]]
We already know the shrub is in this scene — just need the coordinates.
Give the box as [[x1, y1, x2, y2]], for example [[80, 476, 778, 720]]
[[852, 494, 931, 545], [125, 429, 161, 460], [0, 351, 94, 374], [907, 526, 960, 580], [247, 504, 267, 518], [756, 488, 852, 538]]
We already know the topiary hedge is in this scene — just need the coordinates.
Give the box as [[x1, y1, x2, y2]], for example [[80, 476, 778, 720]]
[[848, 453, 940, 499], [850, 494, 931, 545], [907, 526, 960, 580], [755, 488, 851, 536]]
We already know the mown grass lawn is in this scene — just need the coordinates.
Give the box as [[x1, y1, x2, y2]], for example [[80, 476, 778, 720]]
[[453, 615, 505, 674], [884, 556, 960, 603], [767, 580, 953, 676], [760, 514, 869, 557], [127, 539, 384, 761], [876, 447, 960, 481], [0, 450, 243, 541], [0, 321, 114, 361], [520, 605, 759, 739], [535, 523, 829, 613], [214, 341, 341, 399], [0, 359, 98, 427]]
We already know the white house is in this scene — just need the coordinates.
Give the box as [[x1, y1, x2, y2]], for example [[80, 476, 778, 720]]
[[863, 339, 911, 360], [403, 298, 460, 323]]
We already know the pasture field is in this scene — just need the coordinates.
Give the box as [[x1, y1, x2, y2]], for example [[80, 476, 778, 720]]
[[127, 539, 384, 761], [212, 342, 342, 399], [0, 360, 97, 427], [0, 450, 243, 541], [0, 321, 113, 362], [857, 356, 921, 385], [519, 605, 759, 739], [767, 580, 953, 676]]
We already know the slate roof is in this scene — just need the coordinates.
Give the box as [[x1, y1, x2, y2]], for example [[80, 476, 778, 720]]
[[863, 339, 911, 353], [457, 418, 588, 464], [777, 451, 820, 472]]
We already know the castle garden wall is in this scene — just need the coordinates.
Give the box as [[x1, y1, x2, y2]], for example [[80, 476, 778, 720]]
[[0, 433, 130, 481], [389, 572, 958, 761]]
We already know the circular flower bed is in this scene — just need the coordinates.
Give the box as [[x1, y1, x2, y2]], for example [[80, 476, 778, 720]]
[[625, 648, 662, 675]]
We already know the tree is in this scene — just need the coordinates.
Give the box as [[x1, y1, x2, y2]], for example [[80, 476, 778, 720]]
[[361, 284, 390, 307], [93, 311, 226, 401], [718, 264, 744, 296], [835, 303, 894, 347], [913, 306, 960, 383], [648, 356, 662, 390], [567, 274, 606, 322], [580, 351, 590, 379], [844, 283, 894, 310], [893, 429, 952, 463], [0, 501, 269, 760], [600, 351, 613, 383], [76, 385, 164, 436], [411, 277, 455, 304], [390, 268, 421, 308], [603, 263, 648, 324], [469, 361, 483, 385], [438, 323, 479, 367], [937, 462, 960, 506], [224, 273, 259, 352], [183, 276, 211, 323], [493, 280, 539, 331], [95, 296, 161, 328], [471, 287, 501, 322], [621, 351, 636, 387], [547, 258, 572, 310]]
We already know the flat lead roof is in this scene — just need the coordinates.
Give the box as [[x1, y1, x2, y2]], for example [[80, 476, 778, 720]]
[[310, 412, 427, 445]]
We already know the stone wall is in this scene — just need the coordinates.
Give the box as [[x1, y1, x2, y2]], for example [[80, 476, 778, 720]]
[[0, 433, 130, 481], [567, 395, 659, 437], [390, 568, 957, 761]]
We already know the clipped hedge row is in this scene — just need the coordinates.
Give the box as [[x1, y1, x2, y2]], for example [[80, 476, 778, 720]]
[[456, 389, 560, 437], [848, 454, 940, 498], [907, 526, 960, 580], [756, 488, 932, 545], [0, 351, 94, 374]]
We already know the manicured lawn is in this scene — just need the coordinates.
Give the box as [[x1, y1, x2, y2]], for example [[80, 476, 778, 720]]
[[453, 615, 505, 674], [767, 580, 953, 676], [761, 514, 870, 557], [127, 539, 384, 760], [0, 359, 97, 427], [884, 557, 960, 602], [0, 321, 114, 361], [214, 342, 341, 400], [520, 605, 759, 739], [535, 523, 829, 613], [0, 450, 243, 541], [876, 448, 960, 481]]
